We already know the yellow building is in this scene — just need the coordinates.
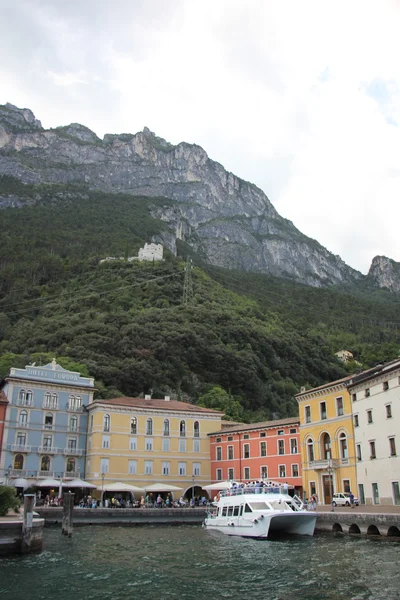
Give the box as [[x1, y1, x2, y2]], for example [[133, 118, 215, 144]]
[[85, 395, 224, 498], [296, 376, 357, 504]]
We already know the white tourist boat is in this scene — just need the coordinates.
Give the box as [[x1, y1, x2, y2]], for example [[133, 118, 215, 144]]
[[203, 484, 317, 538]]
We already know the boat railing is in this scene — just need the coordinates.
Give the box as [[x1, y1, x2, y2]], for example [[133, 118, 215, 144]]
[[220, 486, 289, 497]]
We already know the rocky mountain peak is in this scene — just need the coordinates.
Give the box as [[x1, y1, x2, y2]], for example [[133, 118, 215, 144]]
[[2, 103, 42, 130], [367, 256, 400, 292]]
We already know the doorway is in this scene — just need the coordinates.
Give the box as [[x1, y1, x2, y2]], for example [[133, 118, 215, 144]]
[[323, 475, 333, 504]]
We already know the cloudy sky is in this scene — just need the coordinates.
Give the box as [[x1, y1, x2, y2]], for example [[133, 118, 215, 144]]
[[1, 0, 399, 274]]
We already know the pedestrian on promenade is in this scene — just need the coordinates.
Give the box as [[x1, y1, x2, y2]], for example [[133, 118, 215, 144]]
[[349, 491, 355, 508]]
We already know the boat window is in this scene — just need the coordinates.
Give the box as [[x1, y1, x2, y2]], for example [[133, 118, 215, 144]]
[[233, 506, 239, 516], [244, 503, 252, 513], [249, 502, 271, 510], [269, 501, 291, 511], [222, 507, 227, 517], [239, 505, 244, 516], [228, 506, 234, 516]]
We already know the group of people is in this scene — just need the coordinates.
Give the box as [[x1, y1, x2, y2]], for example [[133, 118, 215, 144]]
[[306, 494, 318, 511]]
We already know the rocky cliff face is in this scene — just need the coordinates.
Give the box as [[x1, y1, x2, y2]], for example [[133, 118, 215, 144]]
[[366, 256, 400, 293], [0, 103, 363, 287]]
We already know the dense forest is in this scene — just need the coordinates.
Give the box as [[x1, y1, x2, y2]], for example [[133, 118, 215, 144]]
[[1, 178, 400, 422]]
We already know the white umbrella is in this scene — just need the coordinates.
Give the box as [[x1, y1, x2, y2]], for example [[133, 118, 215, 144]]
[[103, 482, 145, 493], [202, 481, 233, 491], [36, 478, 64, 488], [10, 478, 29, 489], [65, 478, 97, 489], [144, 483, 183, 492]]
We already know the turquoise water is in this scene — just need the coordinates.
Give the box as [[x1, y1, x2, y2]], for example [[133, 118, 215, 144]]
[[1, 526, 400, 600]]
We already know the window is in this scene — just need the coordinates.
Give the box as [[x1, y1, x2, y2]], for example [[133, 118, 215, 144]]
[[180, 420, 186, 437], [322, 432, 331, 459], [103, 414, 110, 432], [178, 462, 186, 476], [90, 415, 93, 431], [14, 454, 24, 470], [102, 435, 110, 449], [261, 466, 268, 479], [290, 428, 297, 434], [290, 438, 298, 454], [389, 437, 396, 457], [193, 439, 200, 453], [352, 393, 357, 402], [320, 402, 327, 420], [367, 410, 373, 424], [194, 421, 200, 438], [307, 438, 314, 462], [43, 392, 58, 409], [278, 440, 285, 455], [383, 381, 389, 391], [216, 446, 222, 461], [162, 438, 170, 452], [179, 439, 186, 453], [145, 438, 153, 451], [162, 462, 170, 475], [277, 429, 284, 435], [228, 446, 234, 460], [163, 419, 170, 436], [243, 434, 250, 440], [370, 441, 376, 459], [228, 468, 234, 480], [130, 417, 137, 434], [216, 469, 222, 481], [260, 432, 266, 438], [66, 457, 76, 473], [16, 432, 26, 447], [343, 479, 350, 493], [146, 418, 153, 435], [130, 437, 137, 451], [260, 441, 267, 457], [19, 389, 33, 406], [292, 464, 299, 477], [356, 444, 362, 461], [336, 396, 344, 416], [69, 416, 78, 432], [145, 461, 153, 475], [19, 410, 28, 427], [41, 455, 51, 471], [129, 460, 137, 474], [193, 462, 201, 476], [244, 467, 250, 480], [365, 388, 370, 398], [243, 444, 250, 459], [227, 436, 233, 441], [67, 437, 77, 451], [279, 465, 286, 478], [216, 437, 222, 443], [392, 482, 400, 506], [354, 414, 359, 427], [372, 482, 380, 504], [44, 413, 53, 430], [339, 432, 348, 459], [43, 435, 52, 449], [101, 458, 109, 473], [310, 481, 316, 496], [305, 406, 311, 423], [69, 395, 82, 411], [386, 404, 392, 419]]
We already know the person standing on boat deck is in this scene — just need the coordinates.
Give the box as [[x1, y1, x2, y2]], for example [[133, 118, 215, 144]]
[[283, 482, 289, 492]]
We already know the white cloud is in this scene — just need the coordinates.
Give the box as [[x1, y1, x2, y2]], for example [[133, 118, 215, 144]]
[[1, 0, 400, 273]]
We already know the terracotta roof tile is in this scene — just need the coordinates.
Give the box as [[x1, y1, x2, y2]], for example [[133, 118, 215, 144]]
[[90, 396, 224, 415], [209, 416, 299, 436]]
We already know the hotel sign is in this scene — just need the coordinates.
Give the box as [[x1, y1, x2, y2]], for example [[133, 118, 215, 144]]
[[26, 368, 79, 382]]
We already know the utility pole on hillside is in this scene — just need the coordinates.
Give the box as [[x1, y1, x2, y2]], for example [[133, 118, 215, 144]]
[[182, 257, 194, 306]]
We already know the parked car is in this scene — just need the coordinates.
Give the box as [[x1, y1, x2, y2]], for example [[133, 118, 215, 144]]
[[332, 492, 359, 507]]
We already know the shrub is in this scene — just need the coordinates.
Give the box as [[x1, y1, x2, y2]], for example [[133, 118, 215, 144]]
[[0, 486, 21, 516]]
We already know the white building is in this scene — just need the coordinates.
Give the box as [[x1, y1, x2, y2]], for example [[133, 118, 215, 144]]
[[138, 243, 163, 262], [348, 358, 400, 506]]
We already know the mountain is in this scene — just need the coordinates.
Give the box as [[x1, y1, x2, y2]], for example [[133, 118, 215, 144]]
[[0, 102, 366, 288]]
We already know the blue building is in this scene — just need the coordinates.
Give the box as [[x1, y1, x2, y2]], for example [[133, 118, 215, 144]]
[[0, 359, 95, 486]]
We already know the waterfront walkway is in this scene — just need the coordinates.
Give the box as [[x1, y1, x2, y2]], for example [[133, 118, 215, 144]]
[[317, 504, 400, 514]]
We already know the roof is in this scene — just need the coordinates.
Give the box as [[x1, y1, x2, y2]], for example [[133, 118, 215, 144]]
[[208, 416, 300, 436], [89, 396, 225, 415], [295, 374, 353, 398]]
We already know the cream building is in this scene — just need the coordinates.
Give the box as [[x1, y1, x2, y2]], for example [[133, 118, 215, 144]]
[[348, 358, 400, 506], [86, 395, 223, 498]]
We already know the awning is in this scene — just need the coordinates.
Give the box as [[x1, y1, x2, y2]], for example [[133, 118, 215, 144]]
[[64, 478, 97, 489], [144, 483, 183, 493], [102, 482, 145, 493], [202, 481, 233, 491], [36, 478, 65, 488], [10, 478, 29, 488]]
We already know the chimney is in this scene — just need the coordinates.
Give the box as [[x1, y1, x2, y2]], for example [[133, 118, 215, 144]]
[[164, 395, 170, 402], [145, 394, 151, 400]]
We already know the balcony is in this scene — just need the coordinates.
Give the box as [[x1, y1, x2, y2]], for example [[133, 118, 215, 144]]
[[17, 400, 34, 407], [42, 401, 59, 410], [37, 446, 60, 455], [63, 471, 81, 479], [11, 444, 31, 453], [18, 422, 29, 428], [44, 424, 53, 430], [308, 459, 339, 470], [9, 469, 27, 477], [66, 403, 84, 412], [63, 447, 84, 456]]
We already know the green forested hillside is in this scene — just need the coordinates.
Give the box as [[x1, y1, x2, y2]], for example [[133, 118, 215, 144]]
[[1, 179, 399, 421]]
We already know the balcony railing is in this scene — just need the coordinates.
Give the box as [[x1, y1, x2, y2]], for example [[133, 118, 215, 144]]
[[9, 469, 27, 477], [63, 447, 84, 456], [308, 459, 340, 469], [44, 424, 53, 430], [17, 400, 34, 407], [42, 401, 59, 410], [63, 471, 81, 479], [11, 444, 31, 452], [18, 422, 29, 428], [66, 403, 84, 412], [37, 446, 60, 455]]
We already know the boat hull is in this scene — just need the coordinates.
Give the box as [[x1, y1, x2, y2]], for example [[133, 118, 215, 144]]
[[204, 511, 317, 539]]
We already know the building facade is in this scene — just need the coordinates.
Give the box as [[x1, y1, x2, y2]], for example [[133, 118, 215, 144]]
[[0, 360, 94, 484], [348, 358, 400, 506], [209, 417, 303, 495], [296, 376, 357, 504], [85, 396, 223, 497], [0, 391, 8, 482]]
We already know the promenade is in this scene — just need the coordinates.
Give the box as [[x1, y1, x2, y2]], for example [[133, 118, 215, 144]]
[[317, 503, 400, 514]]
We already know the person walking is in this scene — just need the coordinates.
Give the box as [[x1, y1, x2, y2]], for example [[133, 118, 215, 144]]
[[349, 491, 355, 508]]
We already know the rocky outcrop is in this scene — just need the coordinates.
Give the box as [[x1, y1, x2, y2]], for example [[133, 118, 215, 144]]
[[366, 256, 400, 292], [0, 103, 364, 287]]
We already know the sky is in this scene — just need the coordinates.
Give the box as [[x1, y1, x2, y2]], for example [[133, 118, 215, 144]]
[[1, 0, 400, 274]]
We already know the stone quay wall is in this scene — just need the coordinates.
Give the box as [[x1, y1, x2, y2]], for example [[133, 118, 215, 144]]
[[0, 518, 45, 556]]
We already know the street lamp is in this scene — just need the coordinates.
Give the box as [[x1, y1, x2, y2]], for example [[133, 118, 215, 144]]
[[101, 471, 105, 507], [192, 474, 195, 506], [327, 459, 334, 512]]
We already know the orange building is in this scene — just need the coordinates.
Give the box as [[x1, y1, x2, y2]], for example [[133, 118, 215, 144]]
[[0, 391, 8, 480], [208, 417, 303, 496]]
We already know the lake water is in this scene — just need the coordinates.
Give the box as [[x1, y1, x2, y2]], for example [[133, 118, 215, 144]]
[[1, 526, 399, 600]]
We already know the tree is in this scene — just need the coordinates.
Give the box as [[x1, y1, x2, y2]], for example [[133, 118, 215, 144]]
[[198, 385, 245, 422], [0, 486, 20, 516]]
